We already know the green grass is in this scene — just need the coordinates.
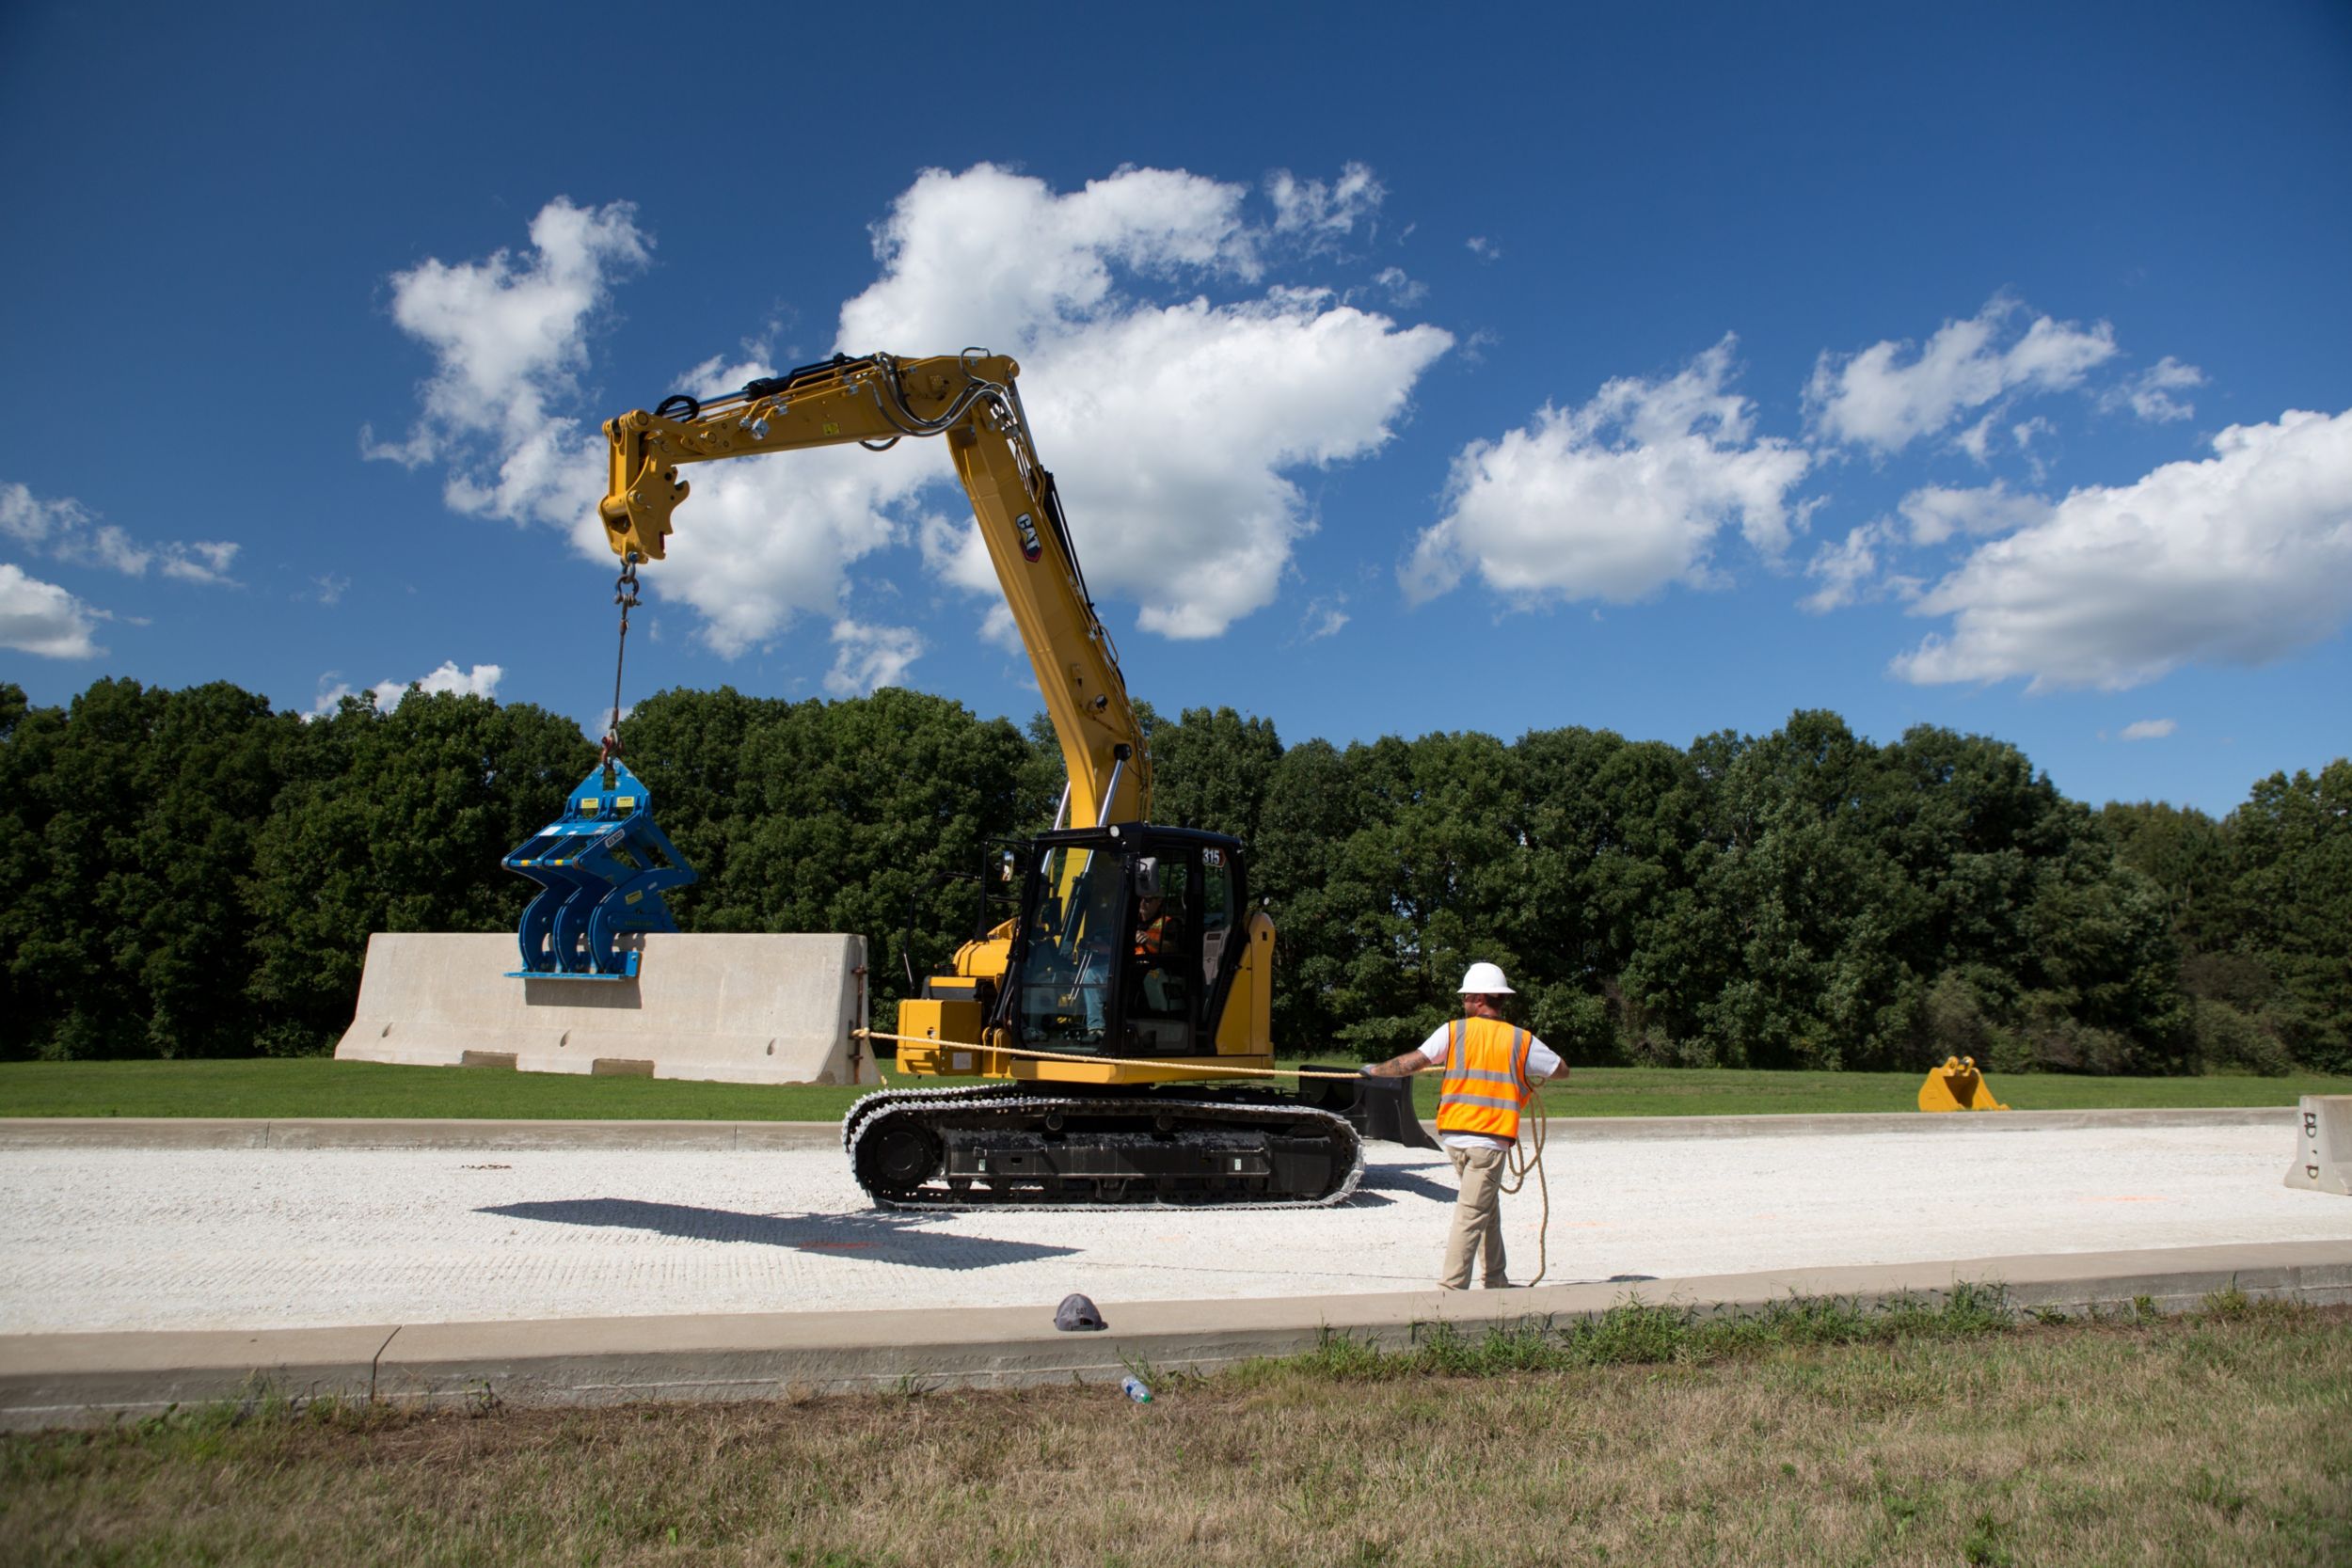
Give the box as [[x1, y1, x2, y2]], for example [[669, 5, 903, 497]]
[[0, 1055, 2342, 1123], [0, 1057, 882, 1122], [1227, 1279, 2026, 1385], [5, 1296, 2345, 1566], [1519, 1063, 2352, 1119]]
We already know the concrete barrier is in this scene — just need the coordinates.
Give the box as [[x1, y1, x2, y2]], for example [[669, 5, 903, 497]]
[[335, 932, 874, 1086], [2284, 1095, 2352, 1197]]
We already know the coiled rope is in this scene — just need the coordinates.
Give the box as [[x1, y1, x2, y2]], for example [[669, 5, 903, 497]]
[[1495, 1085, 1551, 1286]]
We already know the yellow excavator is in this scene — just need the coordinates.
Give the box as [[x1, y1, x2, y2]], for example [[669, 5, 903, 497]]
[[597, 350, 1428, 1208]]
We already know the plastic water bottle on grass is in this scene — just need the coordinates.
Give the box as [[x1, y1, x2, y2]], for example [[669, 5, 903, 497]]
[[1120, 1375, 1152, 1403]]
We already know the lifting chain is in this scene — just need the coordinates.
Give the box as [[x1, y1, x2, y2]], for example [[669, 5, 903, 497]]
[[601, 553, 642, 786]]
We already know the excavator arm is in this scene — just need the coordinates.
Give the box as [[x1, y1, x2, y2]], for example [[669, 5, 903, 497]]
[[597, 351, 1150, 830]]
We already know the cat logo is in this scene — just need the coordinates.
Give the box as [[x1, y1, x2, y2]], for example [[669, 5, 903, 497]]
[[1015, 512, 1043, 562]]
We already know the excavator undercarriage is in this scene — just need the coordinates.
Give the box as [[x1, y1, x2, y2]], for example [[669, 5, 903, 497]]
[[844, 1084, 1369, 1209]]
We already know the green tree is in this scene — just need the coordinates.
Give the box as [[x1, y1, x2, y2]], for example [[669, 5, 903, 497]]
[[1872, 725, 2061, 984], [1, 679, 288, 1058], [1625, 713, 1920, 1069], [0, 686, 68, 1057], [2101, 797, 2283, 1071], [1252, 736, 1374, 1053], [1510, 727, 1697, 1059], [1149, 705, 1284, 843], [1262, 731, 1532, 1059], [246, 689, 595, 1053], [724, 689, 1031, 1030], [2017, 812, 2189, 1072], [613, 686, 800, 932], [2230, 761, 2352, 1071]]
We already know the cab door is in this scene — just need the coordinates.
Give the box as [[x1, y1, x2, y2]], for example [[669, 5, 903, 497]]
[[1122, 844, 1200, 1055]]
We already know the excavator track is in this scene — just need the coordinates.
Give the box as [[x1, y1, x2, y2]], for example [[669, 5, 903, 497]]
[[844, 1085, 1364, 1211]]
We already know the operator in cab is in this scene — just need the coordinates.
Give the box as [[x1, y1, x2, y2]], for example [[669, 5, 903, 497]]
[[1362, 962, 1563, 1290], [1130, 890, 1175, 1012]]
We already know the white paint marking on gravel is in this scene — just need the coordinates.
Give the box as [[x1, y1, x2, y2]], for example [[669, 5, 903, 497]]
[[2, 1127, 2344, 1334]]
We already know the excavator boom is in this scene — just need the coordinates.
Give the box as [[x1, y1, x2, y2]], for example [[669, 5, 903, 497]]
[[599, 353, 1148, 831]]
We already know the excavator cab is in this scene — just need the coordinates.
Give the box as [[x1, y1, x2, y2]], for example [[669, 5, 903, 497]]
[[1001, 825, 1248, 1061]]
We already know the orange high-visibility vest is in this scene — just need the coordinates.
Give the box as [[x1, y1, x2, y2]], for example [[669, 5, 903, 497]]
[[1134, 915, 1168, 959], [1435, 1016, 1534, 1140]]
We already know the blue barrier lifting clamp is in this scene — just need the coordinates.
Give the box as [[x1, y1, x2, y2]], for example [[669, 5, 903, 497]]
[[503, 753, 697, 980], [506, 552, 693, 979]]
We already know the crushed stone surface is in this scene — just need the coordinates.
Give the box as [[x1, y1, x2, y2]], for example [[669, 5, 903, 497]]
[[3, 1126, 2345, 1334]]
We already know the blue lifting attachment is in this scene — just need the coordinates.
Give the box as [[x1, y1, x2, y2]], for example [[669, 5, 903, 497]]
[[503, 757, 697, 980]]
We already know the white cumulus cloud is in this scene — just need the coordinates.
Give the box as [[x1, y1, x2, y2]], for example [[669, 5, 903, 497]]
[[823, 619, 924, 696], [1894, 406, 2352, 690], [836, 163, 1454, 640], [1800, 519, 1902, 614], [0, 562, 103, 658], [648, 437, 924, 657], [1299, 594, 1349, 641], [839, 164, 1261, 351], [2105, 356, 2206, 423], [1898, 482, 2055, 546], [1370, 266, 1426, 307], [1, 481, 239, 584], [365, 198, 649, 538], [1803, 482, 2057, 614], [1406, 337, 1811, 606], [1267, 163, 1384, 239], [376, 170, 1450, 662], [313, 659, 505, 716], [2119, 719, 2177, 740], [1807, 296, 2119, 454]]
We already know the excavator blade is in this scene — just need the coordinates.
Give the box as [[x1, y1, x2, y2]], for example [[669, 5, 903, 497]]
[[1297, 1065, 1439, 1150]]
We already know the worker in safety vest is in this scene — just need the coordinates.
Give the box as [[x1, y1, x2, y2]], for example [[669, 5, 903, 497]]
[[1363, 962, 1564, 1290], [1132, 894, 1169, 959]]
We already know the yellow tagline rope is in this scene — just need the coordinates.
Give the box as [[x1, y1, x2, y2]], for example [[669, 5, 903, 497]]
[[850, 1027, 1397, 1082]]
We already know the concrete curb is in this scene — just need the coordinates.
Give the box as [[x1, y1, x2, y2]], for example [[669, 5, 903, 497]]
[[3, 1239, 2344, 1429], [0, 1105, 2296, 1151]]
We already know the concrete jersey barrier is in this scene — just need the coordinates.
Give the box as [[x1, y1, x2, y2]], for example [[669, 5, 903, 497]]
[[2285, 1095, 2352, 1196], [335, 932, 874, 1086]]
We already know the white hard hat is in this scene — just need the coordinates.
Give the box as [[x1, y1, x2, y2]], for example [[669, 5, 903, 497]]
[[1459, 961, 1514, 995]]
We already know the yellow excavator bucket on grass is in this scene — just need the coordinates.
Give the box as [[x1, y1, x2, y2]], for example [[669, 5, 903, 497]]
[[1918, 1055, 2010, 1113]]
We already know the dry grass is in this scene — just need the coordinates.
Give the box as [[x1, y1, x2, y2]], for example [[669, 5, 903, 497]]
[[5, 1298, 2347, 1567]]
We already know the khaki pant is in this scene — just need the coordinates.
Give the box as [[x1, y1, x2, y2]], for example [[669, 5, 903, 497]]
[[1440, 1143, 1509, 1289]]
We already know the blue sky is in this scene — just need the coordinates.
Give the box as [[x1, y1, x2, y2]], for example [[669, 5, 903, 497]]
[[2, 0, 2346, 814]]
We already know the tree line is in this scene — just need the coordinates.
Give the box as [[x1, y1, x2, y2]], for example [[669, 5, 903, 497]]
[[1, 677, 2343, 1074]]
